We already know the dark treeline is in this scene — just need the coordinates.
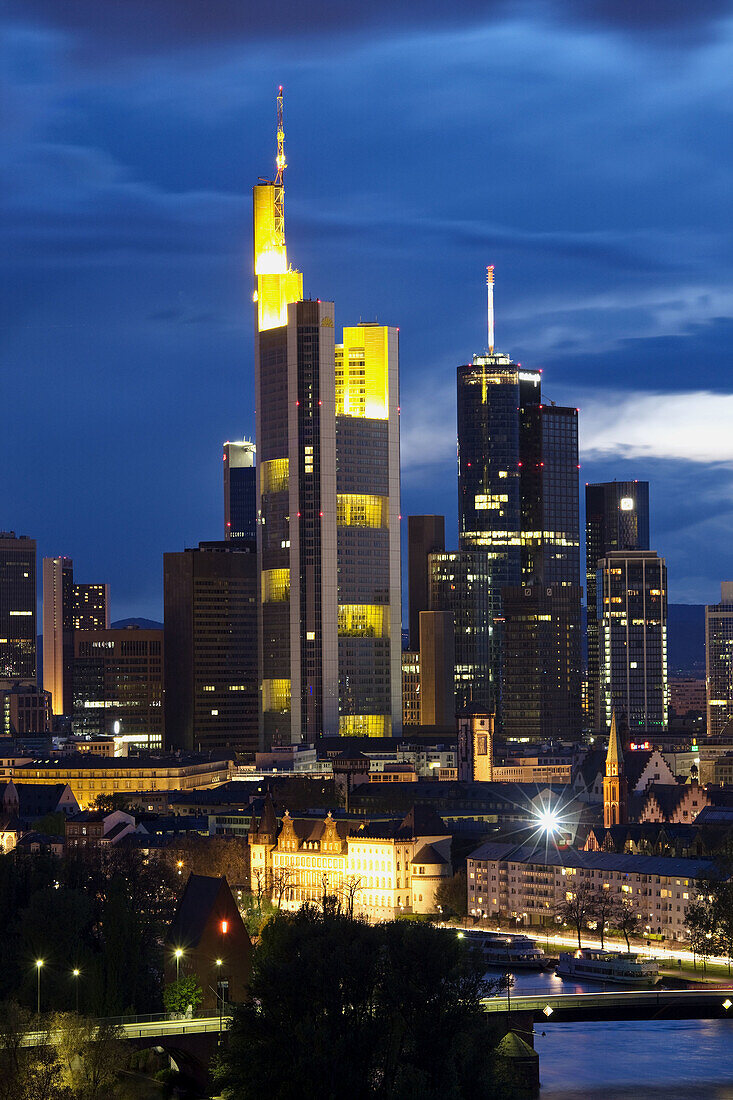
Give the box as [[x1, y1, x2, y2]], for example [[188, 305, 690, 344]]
[[0, 849, 179, 1016]]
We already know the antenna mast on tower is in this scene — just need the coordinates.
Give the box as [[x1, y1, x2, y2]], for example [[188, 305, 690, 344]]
[[486, 265, 495, 354], [274, 85, 286, 243]]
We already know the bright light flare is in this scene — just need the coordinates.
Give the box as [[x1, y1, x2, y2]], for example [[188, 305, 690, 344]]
[[537, 807, 561, 833]]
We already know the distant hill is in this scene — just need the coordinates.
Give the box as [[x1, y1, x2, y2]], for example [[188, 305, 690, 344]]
[[111, 617, 164, 631]]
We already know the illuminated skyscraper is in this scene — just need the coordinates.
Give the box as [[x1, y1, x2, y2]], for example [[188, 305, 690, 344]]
[[254, 91, 401, 744], [43, 558, 109, 716], [456, 274, 581, 731], [597, 550, 667, 735], [705, 583, 733, 739], [586, 481, 649, 730], [42, 556, 74, 716], [0, 532, 36, 688], [224, 440, 256, 543]]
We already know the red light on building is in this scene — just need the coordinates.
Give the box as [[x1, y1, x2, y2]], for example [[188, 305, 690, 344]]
[[221, 920, 229, 935]]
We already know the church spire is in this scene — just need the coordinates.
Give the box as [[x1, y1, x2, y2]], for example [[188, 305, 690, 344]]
[[605, 710, 624, 778]]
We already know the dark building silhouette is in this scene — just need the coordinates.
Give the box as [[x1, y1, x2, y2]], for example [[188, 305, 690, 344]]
[[223, 440, 256, 543], [408, 515, 445, 651], [43, 557, 109, 718], [164, 541, 258, 754], [165, 874, 252, 1014], [502, 583, 583, 741], [0, 533, 36, 689], [586, 481, 649, 730]]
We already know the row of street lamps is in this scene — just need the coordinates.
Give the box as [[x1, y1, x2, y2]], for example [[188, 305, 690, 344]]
[[33, 960, 81, 1015]]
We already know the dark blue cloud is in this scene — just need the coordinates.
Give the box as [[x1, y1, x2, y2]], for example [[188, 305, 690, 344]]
[[2, 6, 733, 616]]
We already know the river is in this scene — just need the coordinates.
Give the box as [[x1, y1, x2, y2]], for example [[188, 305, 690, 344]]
[[489, 970, 733, 1098]]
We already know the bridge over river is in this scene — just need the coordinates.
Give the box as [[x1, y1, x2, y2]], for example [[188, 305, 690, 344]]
[[481, 985, 733, 1023]]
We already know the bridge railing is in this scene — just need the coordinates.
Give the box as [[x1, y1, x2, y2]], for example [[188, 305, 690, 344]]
[[481, 987, 733, 1014]]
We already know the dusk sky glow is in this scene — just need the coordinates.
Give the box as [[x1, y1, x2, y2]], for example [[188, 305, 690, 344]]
[[4, 1, 733, 618]]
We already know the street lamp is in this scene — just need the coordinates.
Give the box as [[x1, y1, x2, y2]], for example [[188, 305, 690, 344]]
[[36, 960, 43, 1016], [174, 948, 183, 982], [72, 969, 80, 1014], [215, 959, 224, 1034]]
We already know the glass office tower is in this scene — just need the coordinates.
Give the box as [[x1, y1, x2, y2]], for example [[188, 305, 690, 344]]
[[705, 583, 733, 739], [0, 532, 36, 688], [586, 481, 649, 730], [597, 549, 667, 735]]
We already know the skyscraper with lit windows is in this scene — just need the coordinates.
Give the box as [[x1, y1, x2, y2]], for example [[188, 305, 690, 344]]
[[455, 276, 581, 733], [254, 92, 401, 745]]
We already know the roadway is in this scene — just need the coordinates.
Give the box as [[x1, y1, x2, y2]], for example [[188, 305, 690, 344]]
[[481, 986, 733, 1023]]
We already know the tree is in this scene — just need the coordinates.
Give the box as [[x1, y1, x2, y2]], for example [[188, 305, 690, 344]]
[[162, 835, 249, 890], [590, 884, 616, 948], [272, 866, 296, 908], [685, 891, 717, 973], [615, 897, 640, 952], [53, 1013, 127, 1100], [239, 892, 278, 938], [711, 879, 733, 975], [341, 875, 363, 919], [435, 870, 467, 919], [215, 909, 508, 1100], [163, 976, 203, 1017], [0, 1002, 68, 1100], [555, 879, 597, 949]]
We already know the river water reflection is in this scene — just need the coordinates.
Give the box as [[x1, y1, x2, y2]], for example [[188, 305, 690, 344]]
[[486, 970, 733, 1098]]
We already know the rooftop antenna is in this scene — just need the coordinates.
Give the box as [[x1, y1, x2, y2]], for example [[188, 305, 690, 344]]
[[486, 265, 495, 354], [274, 86, 286, 243]]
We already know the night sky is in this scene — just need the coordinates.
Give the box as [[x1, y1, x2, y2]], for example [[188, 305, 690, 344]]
[[4, 1, 733, 620]]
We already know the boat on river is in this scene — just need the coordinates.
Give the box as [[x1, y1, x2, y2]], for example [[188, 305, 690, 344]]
[[460, 930, 551, 970], [556, 948, 659, 986]]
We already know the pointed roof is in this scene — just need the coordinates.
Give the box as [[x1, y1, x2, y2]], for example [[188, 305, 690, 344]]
[[257, 793, 277, 840], [606, 711, 624, 774], [397, 804, 448, 839], [166, 874, 228, 949], [412, 843, 448, 866]]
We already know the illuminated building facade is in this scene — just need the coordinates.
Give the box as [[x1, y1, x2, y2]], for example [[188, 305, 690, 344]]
[[705, 583, 733, 739], [418, 610, 455, 728], [254, 93, 401, 744], [44, 558, 110, 717], [428, 551, 499, 714], [598, 550, 667, 735], [0, 533, 36, 689], [164, 541, 258, 754], [42, 557, 74, 716], [586, 481, 649, 730], [224, 440, 256, 543], [401, 651, 420, 727], [72, 626, 164, 750], [248, 802, 451, 919], [456, 323, 580, 729], [0, 684, 51, 736], [502, 583, 583, 741]]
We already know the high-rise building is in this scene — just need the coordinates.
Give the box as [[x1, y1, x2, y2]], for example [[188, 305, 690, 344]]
[[72, 584, 110, 630], [401, 651, 420, 728], [0, 533, 37, 689], [408, 516, 445, 651], [428, 551, 498, 714], [705, 582, 733, 739], [42, 556, 74, 716], [586, 481, 649, 730], [1, 683, 51, 736], [164, 541, 258, 754], [43, 559, 110, 717], [418, 610, 455, 728], [224, 440, 257, 543], [597, 550, 667, 735], [72, 626, 164, 750], [502, 583, 583, 741], [456, 274, 581, 731], [254, 91, 401, 744]]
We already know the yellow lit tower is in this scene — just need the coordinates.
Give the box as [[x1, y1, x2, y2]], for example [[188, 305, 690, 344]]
[[603, 711, 628, 828], [253, 90, 401, 746]]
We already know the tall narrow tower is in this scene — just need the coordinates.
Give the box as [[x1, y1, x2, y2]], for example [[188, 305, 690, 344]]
[[603, 711, 627, 828], [254, 90, 401, 746]]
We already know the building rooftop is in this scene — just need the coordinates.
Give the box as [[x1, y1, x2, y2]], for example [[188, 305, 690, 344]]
[[468, 839, 720, 879]]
